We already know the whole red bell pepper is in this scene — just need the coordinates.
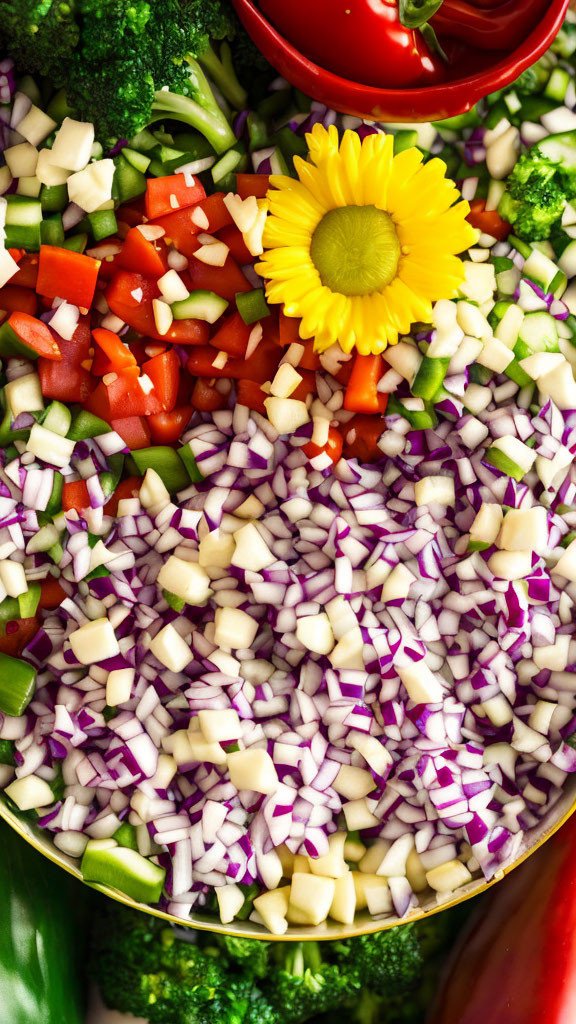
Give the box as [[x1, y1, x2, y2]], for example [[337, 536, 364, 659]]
[[428, 810, 576, 1024], [432, 0, 553, 51], [258, 0, 445, 89]]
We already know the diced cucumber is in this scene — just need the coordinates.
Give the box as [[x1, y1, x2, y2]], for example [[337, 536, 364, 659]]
[[4, 195, 42, 250], [508, 235, 532, 260], [545, 68, 572, 103], [81, 839, 166, 903], [212, 144, 247, 185], [235, 288, 270, 325], [121, 148, 151, 174], [523, 249, 560, 292], [412, 356, 450, 400], [171, 290, 229, 324], [505, 359, 532, 388], [59, 233, 89, 253], [538, 130, 576, 168], [517, 311, 559, 353], [40, 183, 68, 212], [41, 401, 72, 437]]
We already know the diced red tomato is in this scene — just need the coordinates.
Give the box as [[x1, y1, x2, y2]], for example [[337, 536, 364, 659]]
[[110, 416, 152, 450], [10, 254, 39, 290], [145, 173, 205, 220], [191, 379, 227, 412], [236, 174, 271, 200], [0, 617, 40, 657], [344, 354, 388, 415], [303, 426, 344, 465], [103, 475, 143, 515], [185, 255, 251, 302], [39, 578, 67, 609], [37, 246, 100, 309], [62, 479, 91, 512], [218, 224, 252, 265], [467, 199, 511, 241], [148, 406, 194, 443], [38, 360, 92, 404], [209, 311, 252, 357], [0, 286, 38, 317], [117, 226, 167, 277], [343, 414, 386, 462], [142, 348, 180, 412], [236, 379, 267, 415], [5, 312, 61, 360]]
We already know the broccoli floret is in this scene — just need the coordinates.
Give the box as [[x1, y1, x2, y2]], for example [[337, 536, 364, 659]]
[[216, 934, 272, 977], [498, 148, 573, 241], [265, 942, 360, 1024], [0, 0, 80, 80], [333, 926, 422, 995], [91, 904, 253, 1024]]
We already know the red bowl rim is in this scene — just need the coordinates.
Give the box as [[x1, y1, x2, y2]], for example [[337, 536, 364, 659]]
[[231, 0, 571, 121]]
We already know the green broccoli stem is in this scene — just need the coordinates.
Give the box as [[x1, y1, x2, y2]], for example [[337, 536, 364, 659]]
[[198, 40, 248, 113], [150, 58, 236, 155]]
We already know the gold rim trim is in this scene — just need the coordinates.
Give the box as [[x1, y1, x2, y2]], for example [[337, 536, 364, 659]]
[[2, 782, 576, 941]]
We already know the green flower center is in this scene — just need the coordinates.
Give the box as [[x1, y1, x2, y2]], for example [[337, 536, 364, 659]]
[[310, 205, 401, 297]]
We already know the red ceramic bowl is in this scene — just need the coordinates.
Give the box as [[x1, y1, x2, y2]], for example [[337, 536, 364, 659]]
[[230, 0, 570, 123]]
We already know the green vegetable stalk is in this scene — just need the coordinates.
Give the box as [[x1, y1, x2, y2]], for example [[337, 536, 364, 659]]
[[0, 819, 86, 1024]]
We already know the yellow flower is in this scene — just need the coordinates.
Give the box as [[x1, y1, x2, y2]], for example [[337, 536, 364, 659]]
[[257, 124, 478, 355]]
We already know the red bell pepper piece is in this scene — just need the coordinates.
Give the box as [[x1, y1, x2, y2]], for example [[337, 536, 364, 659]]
[[433, 0, 552, 51], [218, 224, 253, 266], [109, 417, 152, 451], [303, 426, 344, 465], [0, 285, 38, 317], [103, 475, 143, 514], [259, 0, 444, 88], [149, 207, 202, 259], [37, 246, 100, 309], [117, 226, 167, 278], [141, 348, 180, 412], [291, 368, 316, 402], [190, 379, 227, 413], [92, 327, 137, 373], [343, 354, 388, 415], [145, 173, 205, 220], [197, 192, 233, 234], [209, 311, 252, 357], [236, 379, 267, 415], [3, 311, 61, 360], [236, 174, 271, 200], [429, 811, 576, 1024], [466, 199, 511, 241], [106, 366, 163, 418], [187, 337, 279, 385], [185, 255, 252, 302], [105, 271, 209, 346], [7, 249, 23, 265], [343, 414, 386, 463], [62, 479, 91, 512], [148, 406, 194, 443]]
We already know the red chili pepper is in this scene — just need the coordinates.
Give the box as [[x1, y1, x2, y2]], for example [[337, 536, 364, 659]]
[[148, 406, 194, 443], [258, 0, 443, 89], [37, 246, 100, 309], [62, 479, 91, 513], [103, 475, 143, 515], [344, 353, 388, 415], [303, 426, 344, 465], [144, 173, 205, 221], [466, 199, 511, 241], [433, 0, 552, 50], [429, 811, 576, 1024], [117, 226, 167, 278]]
